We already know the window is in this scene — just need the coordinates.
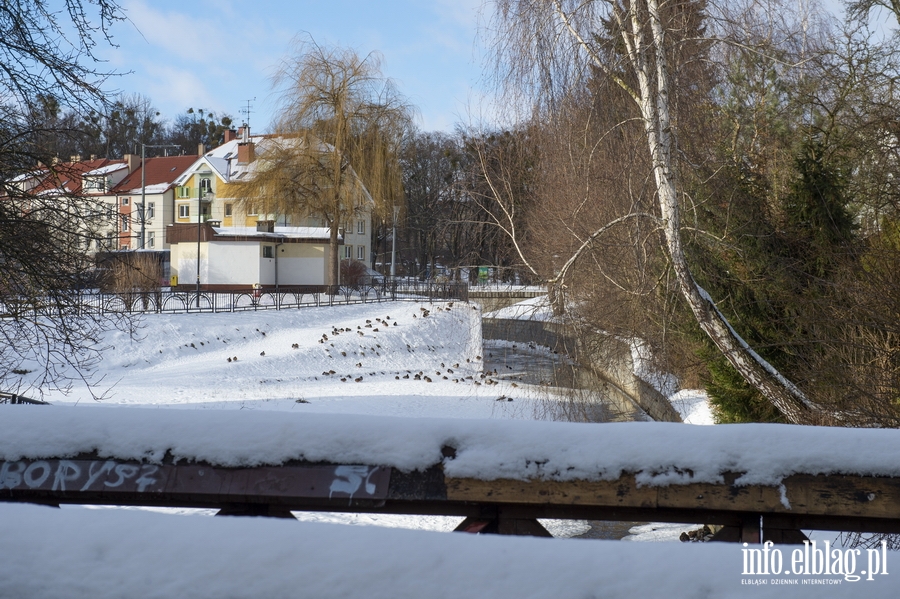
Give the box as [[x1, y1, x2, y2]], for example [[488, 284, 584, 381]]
[[248, 203, 258, 216], [87, 177, 109, 192], [343, 245, 352, 259], [148, 231, 155, 248], [122, 197, 129, 206], [357, 245, 366, 260], [200, 178, 212, 194], [121, 215, 129, 232], [357, 220, 365, 235], [224, 203, 233, 218], [178, 204, 190, 219], [262, 245, 274, 259], [178, 186, 191, 198], [147, 202, 155, 219]]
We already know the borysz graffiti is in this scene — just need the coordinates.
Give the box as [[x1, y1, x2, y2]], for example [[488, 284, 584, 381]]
[[0, 459, 161, 493]]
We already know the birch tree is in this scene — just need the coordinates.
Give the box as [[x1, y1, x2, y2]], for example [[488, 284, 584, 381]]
[[490, 0, 820, 422]]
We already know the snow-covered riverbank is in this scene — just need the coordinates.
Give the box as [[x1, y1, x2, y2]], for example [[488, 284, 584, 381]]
[[3, 299, 893, 597]]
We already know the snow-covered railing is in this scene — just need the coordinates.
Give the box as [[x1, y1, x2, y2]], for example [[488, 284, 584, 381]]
[[2, 407, 900, 542], [0, 392, 49, 405]]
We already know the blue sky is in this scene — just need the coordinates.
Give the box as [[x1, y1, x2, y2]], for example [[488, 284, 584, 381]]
[[95, 1, 882, 136], [99, 0, 489, 133]]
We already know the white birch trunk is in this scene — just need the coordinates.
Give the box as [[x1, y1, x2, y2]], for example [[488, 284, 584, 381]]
[[624, 0, 816, 423], [550, 0, 817, 422]]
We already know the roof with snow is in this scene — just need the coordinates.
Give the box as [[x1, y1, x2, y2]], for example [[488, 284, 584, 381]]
[[166, 222, 333, 245], [83, 163, 128, 177], [112, 155, 199, 195], [177, 132, 375, 208], [211, 225, 332, 240], [29, 158, 125, 195]]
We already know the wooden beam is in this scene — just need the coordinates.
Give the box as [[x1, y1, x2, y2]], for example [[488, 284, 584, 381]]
[[3, 456, 900, 537]]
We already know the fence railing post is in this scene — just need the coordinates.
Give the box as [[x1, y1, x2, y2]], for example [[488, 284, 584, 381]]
[[67, 279, 471, 318]]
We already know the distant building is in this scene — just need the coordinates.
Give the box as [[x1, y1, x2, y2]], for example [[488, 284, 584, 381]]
[[109, 155, 200, 251], [168, 126, 374, 289], [166, 222, 331, 290], [5, 154, 198, 255]]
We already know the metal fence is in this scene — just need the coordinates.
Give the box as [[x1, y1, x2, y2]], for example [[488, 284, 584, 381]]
[[0, 392, 49, 405], [67, 280, 469, 316]]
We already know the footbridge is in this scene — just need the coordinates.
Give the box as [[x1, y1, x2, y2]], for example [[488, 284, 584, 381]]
[[3, 407, 899, 543], [467, 286, 547, 313]]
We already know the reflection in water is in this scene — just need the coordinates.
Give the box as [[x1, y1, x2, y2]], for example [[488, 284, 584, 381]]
[[483, 338, 647, 539], [482, 339, 644, 423], [482, 339, 576, 387]]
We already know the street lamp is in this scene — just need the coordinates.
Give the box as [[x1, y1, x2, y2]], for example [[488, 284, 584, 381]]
[[390, 205, 400, 278], [135, 142, 178, 249], [195, 188, 213, 307]]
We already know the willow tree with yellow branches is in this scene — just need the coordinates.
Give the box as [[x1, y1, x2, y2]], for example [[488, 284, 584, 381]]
[[232, 39, 413, 287]]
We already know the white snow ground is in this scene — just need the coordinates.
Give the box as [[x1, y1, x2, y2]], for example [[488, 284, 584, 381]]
[[2, 299, 895, 597]]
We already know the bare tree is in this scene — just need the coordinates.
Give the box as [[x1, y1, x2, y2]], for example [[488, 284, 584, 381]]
[[400, 131, 457, 278], [1, 1, 130, 398], [846, 0, 900, 24], [488, 0, 826, 422], [166, 107, 234, 156], [461, 128, 542, 283]]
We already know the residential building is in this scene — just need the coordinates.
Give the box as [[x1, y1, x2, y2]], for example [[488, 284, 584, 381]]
[[167, 221, 331, 290], [17, 157, 128, 254], [6, 154, 199, 256], [168, 127, 375, 289], [109, 155, 199, 251]]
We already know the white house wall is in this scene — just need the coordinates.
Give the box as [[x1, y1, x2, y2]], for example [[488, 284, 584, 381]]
[[171, 240, 328, 287], [276, 244, 326, 286], [172, 242, 210, 286], [208, 242, 260, 285]]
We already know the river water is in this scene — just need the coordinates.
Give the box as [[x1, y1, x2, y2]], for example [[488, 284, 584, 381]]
[[482, 338, 648, 539], [482, 339, 645, 423]]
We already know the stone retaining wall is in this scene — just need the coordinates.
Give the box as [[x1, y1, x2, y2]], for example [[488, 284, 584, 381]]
[[483, 317, 682, 423]]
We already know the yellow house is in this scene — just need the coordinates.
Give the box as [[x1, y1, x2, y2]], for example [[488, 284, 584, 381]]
[[170, 126, 375, 287]]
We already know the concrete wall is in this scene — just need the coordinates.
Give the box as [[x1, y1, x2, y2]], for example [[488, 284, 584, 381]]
[[208, 241, 259, 285], [171, 240, 327, 287], [171, 242, 210, 286], [483, 317, 682, 423]]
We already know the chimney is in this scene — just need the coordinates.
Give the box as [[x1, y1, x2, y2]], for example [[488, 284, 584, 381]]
[[237, 124, 247, 141], [198, 143, 206, 156], [224, 128, 237, 143], [125, 153, 139, 173], [238, 140, 255, 164]]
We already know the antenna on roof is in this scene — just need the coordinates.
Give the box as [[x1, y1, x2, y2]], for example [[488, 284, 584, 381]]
[[240, 97, 256, 129]]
